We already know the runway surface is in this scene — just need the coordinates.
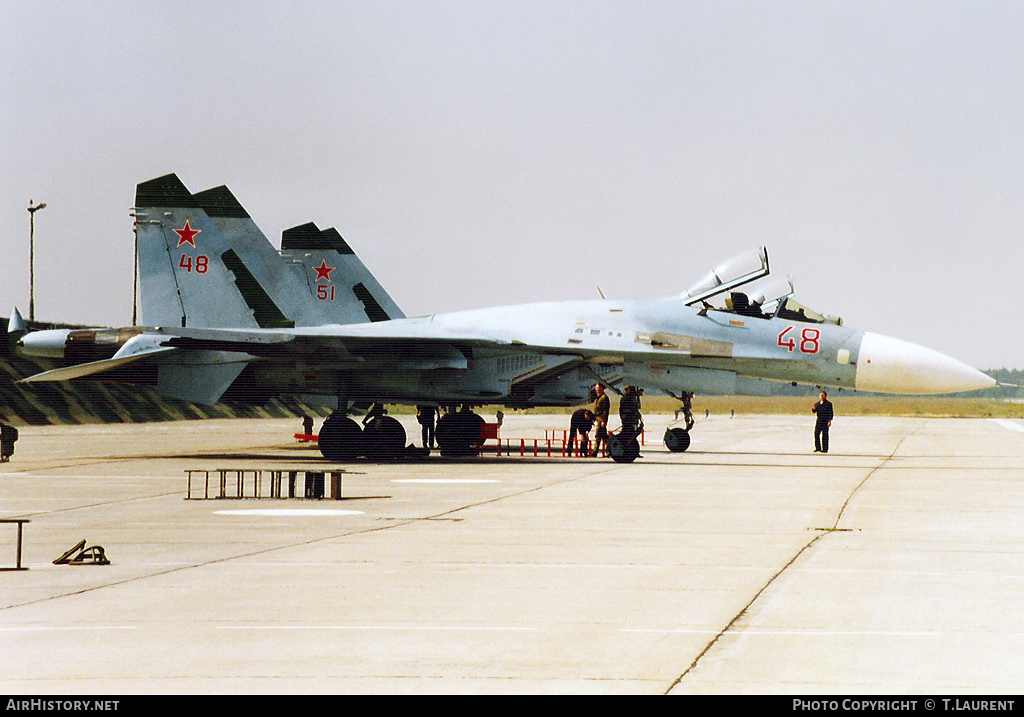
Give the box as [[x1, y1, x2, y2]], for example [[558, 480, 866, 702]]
[[1, 412, 1023, 694]]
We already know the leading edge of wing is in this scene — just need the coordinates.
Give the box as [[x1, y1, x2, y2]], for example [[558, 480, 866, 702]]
[[19, 344, 177, 383], [153, 320, 513, 353], [150, 318, 709, 367]]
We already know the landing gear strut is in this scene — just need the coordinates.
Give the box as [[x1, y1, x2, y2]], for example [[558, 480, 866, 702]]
[[664, 392, 695, 453]]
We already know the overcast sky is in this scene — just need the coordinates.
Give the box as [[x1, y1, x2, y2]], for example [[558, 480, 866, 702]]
[[2, 1, 1021, 370]]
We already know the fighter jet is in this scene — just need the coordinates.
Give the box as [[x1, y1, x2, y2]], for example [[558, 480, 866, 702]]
[[13, 174, 995, 462]]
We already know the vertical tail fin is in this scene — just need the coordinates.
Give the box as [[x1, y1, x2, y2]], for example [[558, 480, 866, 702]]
[[191, 184, 327, 328], [134, 174, 272, 329], [135, 174, 404, 330], [280, 222, 405, 325]]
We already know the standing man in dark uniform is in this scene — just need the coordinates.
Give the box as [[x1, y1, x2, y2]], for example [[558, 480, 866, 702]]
[[618, 385, 643, 440], [591, 384, 610, 457], [416, 405, 438, 449], [812, 390, 834, 453]]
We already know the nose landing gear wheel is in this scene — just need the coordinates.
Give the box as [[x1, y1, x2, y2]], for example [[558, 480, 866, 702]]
[[664, 427, 691, 452]]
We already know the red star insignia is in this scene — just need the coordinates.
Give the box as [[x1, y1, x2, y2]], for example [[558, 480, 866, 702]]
[[313, 260, 335, 282], [173, 219, 201, 248]]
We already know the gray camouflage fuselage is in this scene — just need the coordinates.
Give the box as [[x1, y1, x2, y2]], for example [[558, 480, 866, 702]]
[[14, 173, 993, 414]]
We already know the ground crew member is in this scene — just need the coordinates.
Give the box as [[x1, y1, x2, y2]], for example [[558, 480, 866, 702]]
[[812, 390, 834, 453], [416, 405, 438, 449], [0, 422, 18, 462], [618, 385, 643, 440], [592, 384, 610, 457], [568, 408, 595, 456]]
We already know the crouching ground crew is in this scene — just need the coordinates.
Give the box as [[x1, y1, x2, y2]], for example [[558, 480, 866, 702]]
[[568, 408, 595, 456]]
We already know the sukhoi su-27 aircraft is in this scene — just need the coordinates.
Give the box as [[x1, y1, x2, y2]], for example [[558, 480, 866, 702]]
[[11, 174, 995, 462]]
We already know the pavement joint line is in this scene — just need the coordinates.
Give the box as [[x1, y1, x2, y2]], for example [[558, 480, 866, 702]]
[[215, 625, 541, 631], [623, 628, 945, 636], [6, 416, 1021, 692], [0, 466, 609, 614], [8, 491, 185, 520], [663, 429, 915, 695], [0, 625, 138, 631]]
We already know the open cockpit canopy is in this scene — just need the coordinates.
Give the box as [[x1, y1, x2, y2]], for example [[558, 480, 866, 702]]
[[681, 247, 842, 325], [680, 247, 770, 306]]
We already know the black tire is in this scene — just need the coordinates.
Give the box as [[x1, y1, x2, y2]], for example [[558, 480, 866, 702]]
[[435, 412, 460, 456], [609, 435, 640, 463], [664, 427, 691, 452], [318, 414, 362, 461], [363, 415, 406, 459], [436, 411, 484, 457]]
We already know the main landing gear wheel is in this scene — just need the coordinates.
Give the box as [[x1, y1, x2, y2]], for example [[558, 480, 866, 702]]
[[318, 414, 362, 461], [664, 427, 691, 452], [362, 415, 406, 459], [608, 434, 640, 463], [435, 410, 485, 457]]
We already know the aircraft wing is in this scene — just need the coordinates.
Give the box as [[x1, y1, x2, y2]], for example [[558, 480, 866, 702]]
[[18, 344, 176, 383], [17, 322, 513, 385], [17, 306, 707, 387], [163, 323, 505, 362], [148, 312, 723, 367]]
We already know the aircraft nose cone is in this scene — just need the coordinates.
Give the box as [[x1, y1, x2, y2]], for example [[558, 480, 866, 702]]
[[855, 332, 995, 395]]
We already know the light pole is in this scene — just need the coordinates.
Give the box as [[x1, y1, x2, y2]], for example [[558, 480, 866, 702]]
[[27, 200, 46, 322]]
